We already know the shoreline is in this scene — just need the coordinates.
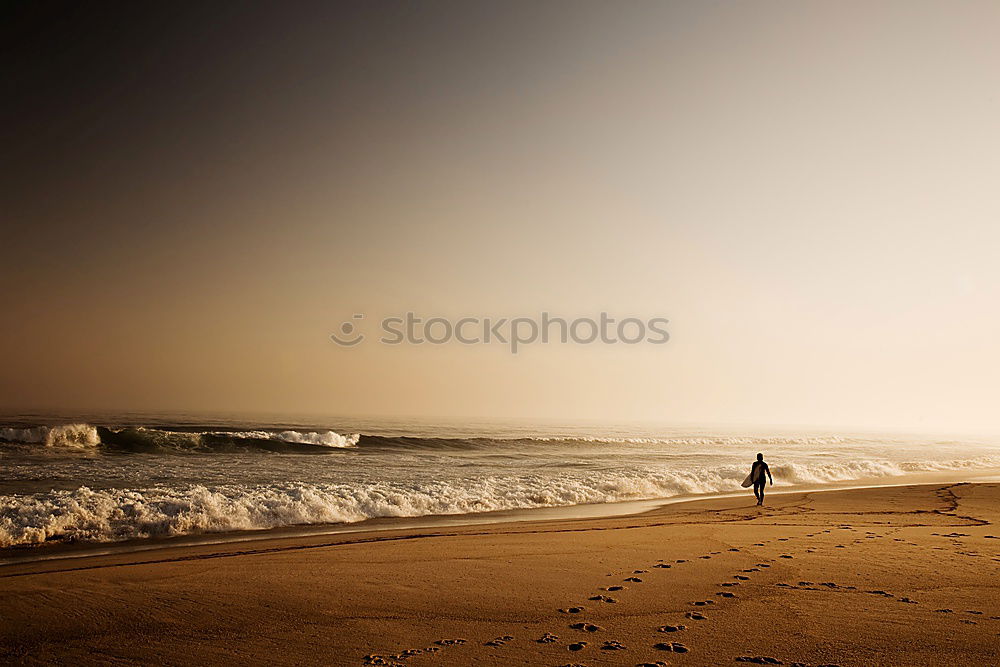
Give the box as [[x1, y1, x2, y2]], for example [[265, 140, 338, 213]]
[[3, 482, 1000, 665], [3, 469, 997, 567]]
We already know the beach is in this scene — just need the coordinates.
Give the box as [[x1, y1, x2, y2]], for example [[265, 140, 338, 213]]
[[2, 482, 998, 666], [8, 2, 1000, 665]]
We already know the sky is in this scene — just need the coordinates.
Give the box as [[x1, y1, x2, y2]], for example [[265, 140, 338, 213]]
[[3, 1, 999, 432]]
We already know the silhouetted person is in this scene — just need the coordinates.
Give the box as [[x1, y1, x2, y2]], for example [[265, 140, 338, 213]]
[[751, 452, 773, 505]]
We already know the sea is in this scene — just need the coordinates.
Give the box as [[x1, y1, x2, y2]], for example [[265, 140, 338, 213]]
[[2, 412, 999, 552]]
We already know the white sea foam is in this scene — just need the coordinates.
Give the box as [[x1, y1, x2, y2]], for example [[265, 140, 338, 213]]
[[2, 455, 997, 547], [0, 475, 697, 546], [0, 423, 100, 448], [202, 429, 360, 447], [774, 456, 999, 484], [160, 428, 359, 449], [273, 430, 360, 447]]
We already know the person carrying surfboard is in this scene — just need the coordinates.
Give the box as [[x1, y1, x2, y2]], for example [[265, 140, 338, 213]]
[[747, 452, 773, 505]]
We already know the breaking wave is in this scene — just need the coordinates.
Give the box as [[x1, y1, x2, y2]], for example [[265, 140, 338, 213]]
[[0, 424, 360, 453], [0, 473, 726, 546], [2, 455, 997, 547], [0, 424, 100, 448], [774, 457, 1000, 483]]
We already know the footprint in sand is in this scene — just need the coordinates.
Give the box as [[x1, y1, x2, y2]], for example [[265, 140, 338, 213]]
[[717, 591, 736, 598], [865, 590, 893, 598], [898, 597, 917, 604], [570, 623, 602, 633], [756, 563, 771, 568], [589, 595, 617, 603], [690, 600, 715, 606], [935, 609, 954, 613], [433, 639, 467, 646], [559, 664, 588, 667], [567, 641, 588, 651], [685, 611, 707, 620], [484, 635, 514, 647], [700, 555, 712, 559], [658, 624, 687, 632], [601, 640, 627, 650], [734, 575, 750, 580], [966, 610, 984, 615], [735, 657, 783, 664], [396, 649, 424, 658], [743, 568, 760, 572], [634, 569, 649, 573], [779, 555, 793, 559], [625, 577, 644, 583], [676, 559, 687, 563], [560, 607, 586, 614], [605, 585, 626, 591], [537, 632, 560, 643], [364, 656, 405, 667], [638, 661, 671, 667], [720, 582, 740, 587], [653, 563, 671, 568], [654, 641, 689, 653], [729, 548, 740, 552]]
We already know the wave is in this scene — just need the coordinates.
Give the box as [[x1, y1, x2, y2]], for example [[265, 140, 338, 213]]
[[529, 435, 848, 446], [0, 473, 726, 546], [343, 434, 855, 452], [776, 457, 1000, 483], [3, 455, 997, 547], [0, 424, 100, 448], [0, 424, 359, 453], [0, 423, 856, 455]]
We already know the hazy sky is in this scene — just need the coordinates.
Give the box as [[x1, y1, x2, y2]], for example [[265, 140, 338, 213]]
[[3, 1, 999, 431]]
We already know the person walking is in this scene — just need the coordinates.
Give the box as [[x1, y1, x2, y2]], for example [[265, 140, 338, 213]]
[[750, 453, 773, 506]]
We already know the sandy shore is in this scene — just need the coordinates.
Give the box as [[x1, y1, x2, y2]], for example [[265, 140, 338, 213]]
[[2, 483, 999, 666]]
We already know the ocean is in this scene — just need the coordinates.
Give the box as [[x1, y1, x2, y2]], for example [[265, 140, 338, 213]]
[[2, 413, 999, 550]]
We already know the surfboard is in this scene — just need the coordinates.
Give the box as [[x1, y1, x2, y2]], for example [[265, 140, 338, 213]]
[[741, 466, 761, 488]]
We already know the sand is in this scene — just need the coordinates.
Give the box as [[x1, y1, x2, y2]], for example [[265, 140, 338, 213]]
[[2, 482, 999, 666]]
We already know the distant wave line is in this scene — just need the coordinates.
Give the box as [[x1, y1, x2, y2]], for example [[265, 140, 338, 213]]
[[0, 423, 857, 454]]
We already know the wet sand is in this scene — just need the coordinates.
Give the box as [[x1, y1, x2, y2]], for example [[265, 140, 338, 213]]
[[2, 483, 999, 665]]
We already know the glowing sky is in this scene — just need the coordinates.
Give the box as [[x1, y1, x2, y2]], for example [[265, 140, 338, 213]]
[[4, 1, 999, 431]]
